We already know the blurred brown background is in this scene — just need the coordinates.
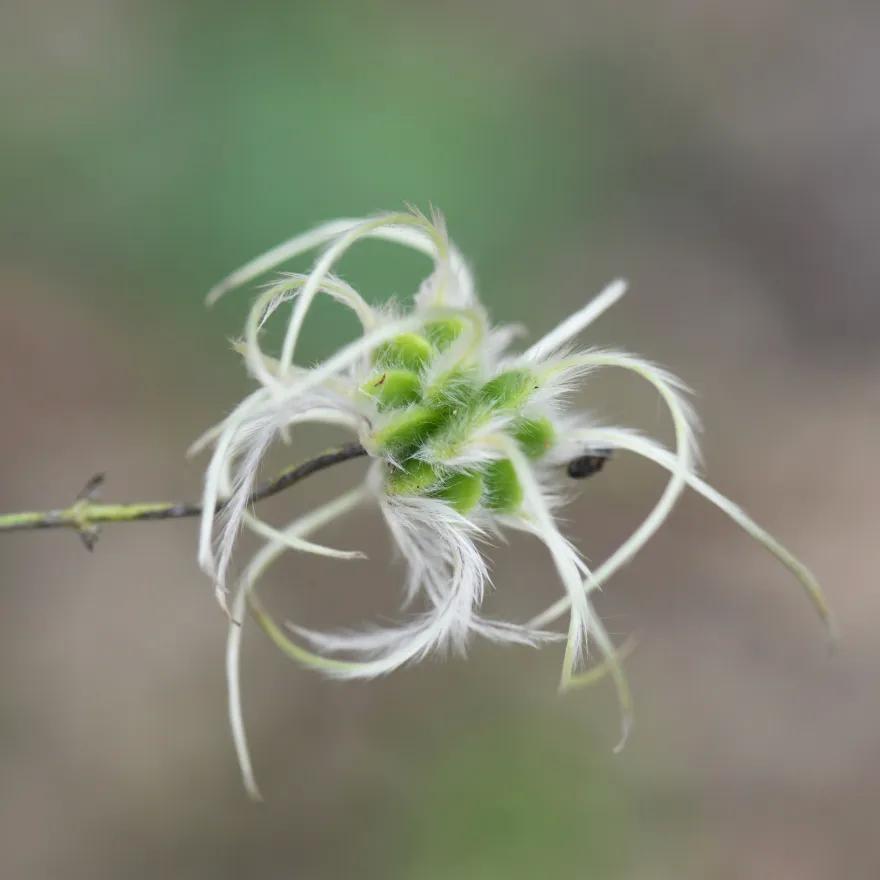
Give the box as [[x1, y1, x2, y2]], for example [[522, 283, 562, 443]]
[[2, 1, 878, 877]]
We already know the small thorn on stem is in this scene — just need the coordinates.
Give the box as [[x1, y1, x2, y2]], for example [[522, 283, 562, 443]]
[[78, 526, 100, 552], [78, 473, 106, 501]]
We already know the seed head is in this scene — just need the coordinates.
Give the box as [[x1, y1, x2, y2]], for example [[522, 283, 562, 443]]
[[196, 207, 832, 798]]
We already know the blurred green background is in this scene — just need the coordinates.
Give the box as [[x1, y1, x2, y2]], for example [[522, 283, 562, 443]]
[[2, 2, 878, 878]]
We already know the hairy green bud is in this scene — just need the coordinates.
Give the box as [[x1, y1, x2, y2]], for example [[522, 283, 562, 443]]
[[372, 405, 449, 456], [513, 416, 556, 459], [479, 370, 537, 410], [386, 459, 440, 495], [484, 458, 523, 512], [424, 317, 465, 351], [372, 332, 433, 372], [434, 470, 484, 514], [361, 369, 422, 410]]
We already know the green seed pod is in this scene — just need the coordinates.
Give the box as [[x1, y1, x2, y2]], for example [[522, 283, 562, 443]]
[[512, 416, 556, 459], [386, 459, 440, 496], [434, 470, 484, 514], [424, 317, 465, 351], [479, 370, 537, 410], [417, 371, 485, 462], [372, 405, 449, 456], [361, 369, 422, 411], [484, 458, 523, 512], [426, 368, 479, 409], [372, 333, 433, 372]]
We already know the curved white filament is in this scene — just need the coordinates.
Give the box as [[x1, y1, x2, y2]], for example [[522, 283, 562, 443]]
[[277, 213, 443, 381], [576, 427, 833, 635], [228, 486, 369, 799], [206, 214, 474, 307], [529, 350, 699, 630], [523, 279, 628, 362], [498, 437, 633, 750]]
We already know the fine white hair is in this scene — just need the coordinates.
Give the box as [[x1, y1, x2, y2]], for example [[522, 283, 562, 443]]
[[197, 208, 831, 797]]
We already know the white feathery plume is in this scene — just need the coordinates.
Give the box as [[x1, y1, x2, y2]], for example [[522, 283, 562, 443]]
[[198, 311, 435, 593], [199, 394, 364, 608], [528, 349, 700, 630], [277, 213, 444, 382], [572, 427, 834, 633], [292, 494, 490, 671], [228, 486, 370, 799], [195, 206, 831, 793], [242, 274, 376, 388], [522, 279, 628, 363], [207, 219, 362, 305], [497, 437, 634, 749], [206, 213, 475, 307]]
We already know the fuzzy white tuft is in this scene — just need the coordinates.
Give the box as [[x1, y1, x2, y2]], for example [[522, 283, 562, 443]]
[[199, 207, 830, 793]]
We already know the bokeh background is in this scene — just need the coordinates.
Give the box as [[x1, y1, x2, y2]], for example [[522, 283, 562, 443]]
[[2, 2, 878, 877]]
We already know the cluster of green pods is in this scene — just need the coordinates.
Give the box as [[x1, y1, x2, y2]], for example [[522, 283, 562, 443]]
[[361, 319, 556, 514]]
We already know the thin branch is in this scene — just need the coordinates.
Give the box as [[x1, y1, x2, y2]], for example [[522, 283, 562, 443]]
[[0, 442, 368, 547], [0, 444, 612, 551]]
